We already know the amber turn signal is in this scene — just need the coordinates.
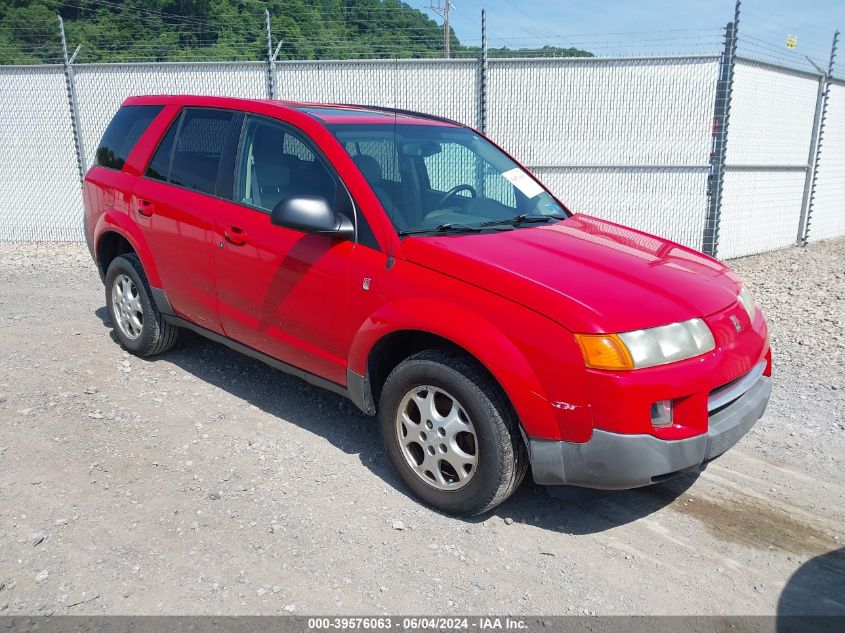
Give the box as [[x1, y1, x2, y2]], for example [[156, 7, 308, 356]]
[[574, 333, 635, 371]]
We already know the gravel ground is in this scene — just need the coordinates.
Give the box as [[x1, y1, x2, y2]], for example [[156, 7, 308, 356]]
[[0, 238, 843, 616]]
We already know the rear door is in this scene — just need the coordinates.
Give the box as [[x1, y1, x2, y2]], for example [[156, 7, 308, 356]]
[[131, 107, 239, 334], [213, 114, 359, 385]]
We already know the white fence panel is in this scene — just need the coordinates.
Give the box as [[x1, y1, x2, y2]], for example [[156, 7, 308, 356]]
[[726, 61, 820, 165], [534, 168, 710, 249], [809, 81, 845, 242], [487, 57, 719, 251], [0, 56, 840, 255], [717, 60, 820, 259], [73, 62, 266, 171], [718, 168, 809, 257], [276, 59, 479, 128], [0, 65, 83, 241], [487, 57, 718, 166]]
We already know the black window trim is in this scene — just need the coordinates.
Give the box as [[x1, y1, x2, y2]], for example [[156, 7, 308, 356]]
[[95, 104, 165, 173], [157, 108, 184, 184]]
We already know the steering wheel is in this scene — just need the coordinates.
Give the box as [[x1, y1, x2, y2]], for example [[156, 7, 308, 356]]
[[435, 184, 477, 209]]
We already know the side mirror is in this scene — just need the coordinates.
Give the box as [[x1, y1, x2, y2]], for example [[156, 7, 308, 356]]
[[270, 195, 354, 240]]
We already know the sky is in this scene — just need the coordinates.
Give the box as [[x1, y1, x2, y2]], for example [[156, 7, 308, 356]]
[[414, 0, 843, 66]]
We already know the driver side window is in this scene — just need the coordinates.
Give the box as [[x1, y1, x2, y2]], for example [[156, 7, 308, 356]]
[[235, 116, 336, 212]]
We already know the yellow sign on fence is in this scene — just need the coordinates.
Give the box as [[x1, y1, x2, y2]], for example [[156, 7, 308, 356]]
[[786, 34, 798, 49]]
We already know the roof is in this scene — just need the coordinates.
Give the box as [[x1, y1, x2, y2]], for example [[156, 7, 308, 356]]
[[285, 103, 461, 127], [122, 94, 461, 127]]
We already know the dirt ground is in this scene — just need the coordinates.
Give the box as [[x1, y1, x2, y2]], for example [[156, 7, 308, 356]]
[[0, 238, 843, 616]]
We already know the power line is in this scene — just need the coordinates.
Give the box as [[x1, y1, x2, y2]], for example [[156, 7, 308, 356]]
[[428, 1, 452, 58]]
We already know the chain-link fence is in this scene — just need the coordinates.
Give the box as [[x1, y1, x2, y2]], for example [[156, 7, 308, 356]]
[[717, 60, 823, 258], [73, 62, 268, 167], [810, 79, 845, 242], [0, 44, 842, 258], [487, 56, 719, 249], [0, 65, 82, 241], [275, 59, 481, 128]]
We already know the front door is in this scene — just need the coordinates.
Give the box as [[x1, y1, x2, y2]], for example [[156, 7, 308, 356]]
[[213, 115, 354, 385]]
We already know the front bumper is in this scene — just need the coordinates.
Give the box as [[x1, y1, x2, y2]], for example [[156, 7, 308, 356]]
[[528, 375, 772, 488]]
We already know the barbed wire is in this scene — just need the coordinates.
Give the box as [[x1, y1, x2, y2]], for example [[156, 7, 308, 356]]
[[0, 0, 839, 71]]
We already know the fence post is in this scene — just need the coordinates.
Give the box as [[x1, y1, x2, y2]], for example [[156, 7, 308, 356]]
[[58, 15, 85, 183], [703, 3, 740, 258], [797, 30, 839, 246], [479, 7, 488, 133], [265, 8, 276, 100]]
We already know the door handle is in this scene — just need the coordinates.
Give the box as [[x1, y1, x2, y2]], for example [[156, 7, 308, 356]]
[[137, 199, 155, 217], [224, 226, 247, 246]]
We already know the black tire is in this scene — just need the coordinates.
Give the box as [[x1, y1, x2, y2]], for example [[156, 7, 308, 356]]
[[104, 253, 179, 357], [378, 349, 528, 516]]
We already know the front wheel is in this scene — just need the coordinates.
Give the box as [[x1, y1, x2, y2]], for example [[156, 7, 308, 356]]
[[378, 349, 528, 515]]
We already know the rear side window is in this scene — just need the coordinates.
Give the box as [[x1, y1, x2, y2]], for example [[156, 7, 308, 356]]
[[96, 105, 163, 171], [145, 108, 235, 196]]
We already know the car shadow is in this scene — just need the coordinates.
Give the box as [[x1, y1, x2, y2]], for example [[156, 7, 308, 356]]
[[94, 305, 111, 326], [471, 471, 699, 534], [96, 306, 697, 534], [776, 547, 845, 631]]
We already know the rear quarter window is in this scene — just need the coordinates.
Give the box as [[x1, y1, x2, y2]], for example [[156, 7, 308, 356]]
[[95, 105, 163, 171], [145, 108, 235, 196]]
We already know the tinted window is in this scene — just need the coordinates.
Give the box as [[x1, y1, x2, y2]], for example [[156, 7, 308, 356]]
[[145, 117, 178, 182], [165, 109, 234, 195], [96, 105, 162, 171], [235, 116, 336, 212]]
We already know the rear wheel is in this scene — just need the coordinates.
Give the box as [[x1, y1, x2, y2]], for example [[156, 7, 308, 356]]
[[379, 349, 527, 515], [105, 254, 179, 357]]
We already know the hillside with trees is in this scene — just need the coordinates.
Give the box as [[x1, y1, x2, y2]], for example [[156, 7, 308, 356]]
[[0, 0, 592, 64]]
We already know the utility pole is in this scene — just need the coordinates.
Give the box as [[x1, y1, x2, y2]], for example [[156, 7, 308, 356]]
[[430, 1, 452, 58]]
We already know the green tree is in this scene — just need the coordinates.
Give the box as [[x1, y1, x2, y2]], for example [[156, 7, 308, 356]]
[[0, 0, 592, 64]]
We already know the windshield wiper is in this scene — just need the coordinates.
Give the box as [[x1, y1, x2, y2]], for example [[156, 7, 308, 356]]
[[480, 213, 567, 227], [398, 223, 507, 236]]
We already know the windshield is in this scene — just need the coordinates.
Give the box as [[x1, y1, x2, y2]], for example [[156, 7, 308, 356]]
[[327, 123, 568, 235]]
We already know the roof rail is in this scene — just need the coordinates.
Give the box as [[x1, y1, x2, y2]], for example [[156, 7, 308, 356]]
[[335, 103, 465, 127]]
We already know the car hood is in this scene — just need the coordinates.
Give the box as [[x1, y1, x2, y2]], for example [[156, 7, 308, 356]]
[[400, 214, 742, 333]]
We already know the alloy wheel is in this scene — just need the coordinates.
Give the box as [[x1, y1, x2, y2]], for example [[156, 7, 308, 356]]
[[395, 385, 478, 490], [111, 273, 143, 340]]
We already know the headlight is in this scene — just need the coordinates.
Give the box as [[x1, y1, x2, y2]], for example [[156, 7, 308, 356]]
[[575, 318, 715, 370], [737, 284, 756, 322]]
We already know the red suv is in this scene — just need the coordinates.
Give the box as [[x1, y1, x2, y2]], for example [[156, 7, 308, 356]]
[[84, 95, 772, 515]]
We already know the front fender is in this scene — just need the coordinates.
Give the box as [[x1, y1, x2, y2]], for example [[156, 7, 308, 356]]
[[348, 298, 561, 438], [94, 210, 162, 288]]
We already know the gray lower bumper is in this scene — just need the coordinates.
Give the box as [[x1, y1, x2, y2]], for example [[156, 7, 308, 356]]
[[529, 376, 772, 489]]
